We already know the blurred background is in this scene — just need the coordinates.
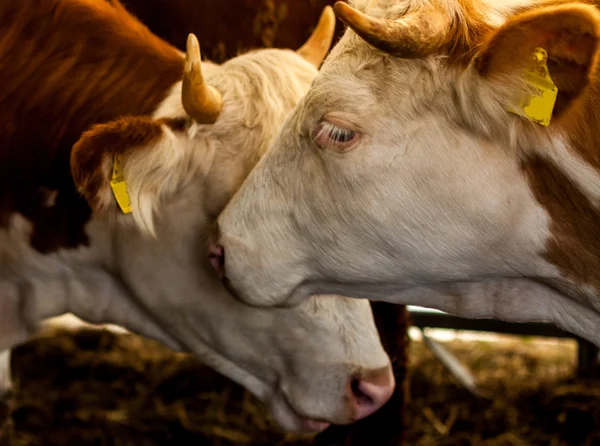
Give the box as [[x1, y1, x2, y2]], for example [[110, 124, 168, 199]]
[[0, 1, 598, 445]]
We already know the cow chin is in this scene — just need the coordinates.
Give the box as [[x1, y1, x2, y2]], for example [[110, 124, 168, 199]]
[[268, 391, 331, 433]]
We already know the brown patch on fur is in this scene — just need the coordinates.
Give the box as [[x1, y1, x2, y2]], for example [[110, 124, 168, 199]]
[[71, 116, 186, 212], [522, 154, 600, 294], [0, 0, 183, 252], [71, 117, 166, 211]]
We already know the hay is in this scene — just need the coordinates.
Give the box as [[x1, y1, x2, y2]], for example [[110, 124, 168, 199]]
[[1, 328, 598, 445], [0, 303, 409, 446], [406, 335, 600, 446], [0, 328, 315, 446]]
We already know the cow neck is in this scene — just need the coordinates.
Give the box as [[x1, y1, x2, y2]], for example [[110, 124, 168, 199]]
[[520, 89, 600, 304]]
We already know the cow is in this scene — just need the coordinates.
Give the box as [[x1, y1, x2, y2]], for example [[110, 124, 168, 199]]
[[0, 0, 395, 432], [215, 0, 600, 348]]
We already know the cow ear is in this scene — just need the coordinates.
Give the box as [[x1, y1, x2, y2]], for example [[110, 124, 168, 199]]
[[473, 3, 600, 124], [71, 116, 191, 236]]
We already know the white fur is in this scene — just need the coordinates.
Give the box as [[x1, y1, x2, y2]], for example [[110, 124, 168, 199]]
[[217, 0, 600, 347]]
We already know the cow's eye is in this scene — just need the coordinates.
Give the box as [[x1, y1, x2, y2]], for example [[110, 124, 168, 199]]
[[313, 119, 360, 152]]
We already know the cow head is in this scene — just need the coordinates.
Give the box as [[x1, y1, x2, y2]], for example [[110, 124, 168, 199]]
[[68, 8, 393, 432], [216, 0, 600, 346]]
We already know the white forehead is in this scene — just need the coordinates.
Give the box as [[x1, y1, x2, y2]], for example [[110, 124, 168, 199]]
[[311, 0, 543, 113], [310, 29, 449, 125]]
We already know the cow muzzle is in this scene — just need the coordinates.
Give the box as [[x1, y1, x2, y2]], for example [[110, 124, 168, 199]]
[[272, 363, 395, 432]]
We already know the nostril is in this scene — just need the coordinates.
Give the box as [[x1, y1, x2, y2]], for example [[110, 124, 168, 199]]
[[208, 244, 225, 277], [350, 377, 374, 407], [348, 367, 395, 421]]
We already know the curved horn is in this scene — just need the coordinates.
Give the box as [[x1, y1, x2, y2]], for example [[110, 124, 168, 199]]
[[333, 1, 450, 58], [182, 34, 223, 124], [297, 6, 337, 68]]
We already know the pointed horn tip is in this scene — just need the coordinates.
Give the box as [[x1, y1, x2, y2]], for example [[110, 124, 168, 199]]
[[307, 5, 336, 41], [333, 1, 353, 20], [187, 33, 199, 48], [334, 2, 375, 30], [320, 5, 335, 24], [334, 2, 368, 32], [186, 33, 201, 59], [185, 34, 202, 74]]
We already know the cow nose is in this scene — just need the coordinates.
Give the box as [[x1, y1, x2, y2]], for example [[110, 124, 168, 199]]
[[349, 366, 395, 421], [208, 243, 225, 278]]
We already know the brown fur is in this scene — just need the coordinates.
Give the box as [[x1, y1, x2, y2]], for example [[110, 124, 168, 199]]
[[0, 0, 183, 252], [479, 2, 600, 293], [522, 154, 600, 295], [71, 117, 185, 212]]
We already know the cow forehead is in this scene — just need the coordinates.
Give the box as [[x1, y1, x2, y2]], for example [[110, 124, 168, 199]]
[[310, 0, 556, 123], [342, 0, 547, 63], [310, 40, 452, 126]]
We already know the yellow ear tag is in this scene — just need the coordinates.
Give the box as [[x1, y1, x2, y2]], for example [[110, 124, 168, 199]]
[[507, 47, 558, 127], [110, 154, 132, 214]]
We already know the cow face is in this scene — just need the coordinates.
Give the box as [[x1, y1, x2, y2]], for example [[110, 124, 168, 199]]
[[215, 1, 600, 345], [69, 10, 394, 432]]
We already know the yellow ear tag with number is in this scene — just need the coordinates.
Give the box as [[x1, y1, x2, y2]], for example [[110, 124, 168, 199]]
[[507, 48, 558, 127], [110, 154, 132, 214]]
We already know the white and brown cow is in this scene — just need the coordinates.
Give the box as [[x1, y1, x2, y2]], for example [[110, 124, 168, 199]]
[[0, 0, 394, 432], [216, 0, 600, 347]]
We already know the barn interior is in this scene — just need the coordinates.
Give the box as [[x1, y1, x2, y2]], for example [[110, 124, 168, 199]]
[[0, 317, 598, 446], [0, 1, 599, 445]]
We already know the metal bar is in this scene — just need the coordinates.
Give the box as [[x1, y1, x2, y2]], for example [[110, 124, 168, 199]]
[[409, 310, 573, 339], [576, 338, 600, 378]]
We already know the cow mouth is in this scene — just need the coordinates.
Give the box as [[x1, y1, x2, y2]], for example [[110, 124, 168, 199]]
[[269, 388, 331, 433], [177, 316, 331, 433]]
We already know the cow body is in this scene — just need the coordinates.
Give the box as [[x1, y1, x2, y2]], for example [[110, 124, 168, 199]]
[[216, 0, 600, 347], [0, 0, 394, 431]]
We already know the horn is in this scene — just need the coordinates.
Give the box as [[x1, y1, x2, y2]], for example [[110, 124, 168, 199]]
[[182, 34, 223, 124], [297, 6, 337, 68], [333, 1, 450, 58]]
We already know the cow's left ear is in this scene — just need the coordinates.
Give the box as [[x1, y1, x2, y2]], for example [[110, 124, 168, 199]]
[[473, 3, 600, 123], [71, 115, 197, 235]]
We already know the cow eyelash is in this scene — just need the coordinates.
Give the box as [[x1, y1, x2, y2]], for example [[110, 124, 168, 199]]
[[313, 120, 359, 151], [321, 122, 356, 143]]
